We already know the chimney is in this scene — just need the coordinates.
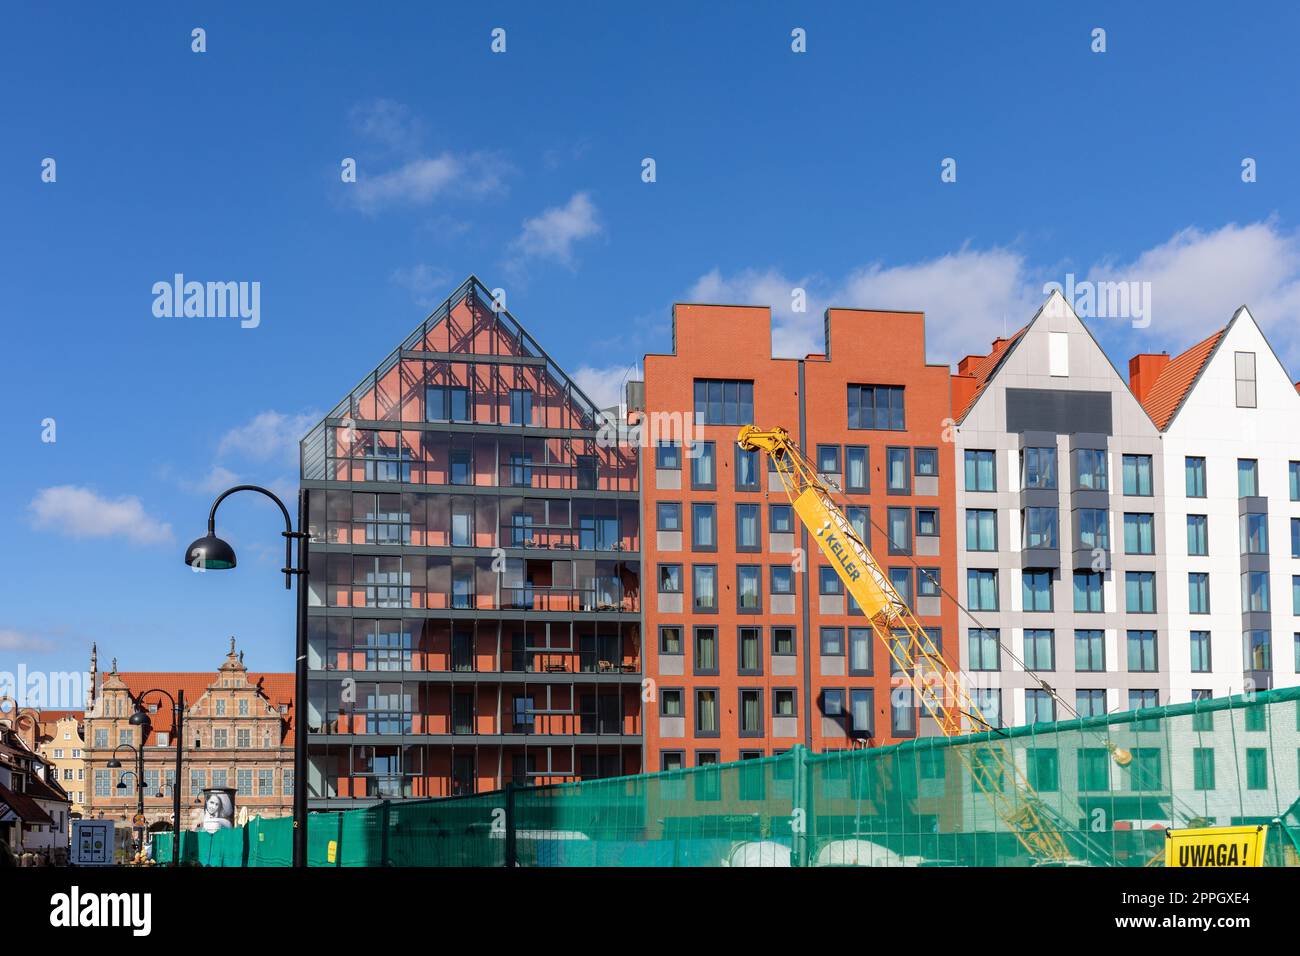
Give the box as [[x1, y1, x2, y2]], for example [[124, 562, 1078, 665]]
[[957, 354, 983, 376], [1128, 353, 1171, 404], [951, 373, 978, 417]]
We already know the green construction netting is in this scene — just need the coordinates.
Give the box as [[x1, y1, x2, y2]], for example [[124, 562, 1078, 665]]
[[152, 685, 1300, 867]]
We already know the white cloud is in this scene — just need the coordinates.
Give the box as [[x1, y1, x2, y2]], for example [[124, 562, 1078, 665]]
[[510, 192, 602, 267], [571, 363, 641, 411], [0, 629, 55, 653], [689, 247, 1034, 363], [685, 222, 1300, 372], [29, 486, 173, 545], [217, 411, 320, 466], [349, 99, 424, 154], [1087, 221, 1300, 364], [390, 264, 452, 308]]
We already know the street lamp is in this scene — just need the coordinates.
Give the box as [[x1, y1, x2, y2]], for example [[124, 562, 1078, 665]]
[[107, 741, 146, 854], [131, 689, 186, 867], [184, 483, 310, 868]]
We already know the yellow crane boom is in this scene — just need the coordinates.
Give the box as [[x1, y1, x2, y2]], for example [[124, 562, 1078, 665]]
[[738, 424, 1102, 864]]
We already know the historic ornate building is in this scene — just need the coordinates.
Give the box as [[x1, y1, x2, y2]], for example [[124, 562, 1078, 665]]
[[81, 640, 295, 830]]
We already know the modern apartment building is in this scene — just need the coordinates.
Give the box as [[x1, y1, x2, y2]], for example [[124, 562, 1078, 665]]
[[952, 293, 1169, 728], [635, 303, 958, 771], [1131, 306, 1300, 702], [299, 277, 642, 808], [82, 641, 294, 829]]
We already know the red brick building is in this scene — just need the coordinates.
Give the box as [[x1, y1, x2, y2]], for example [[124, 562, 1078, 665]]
[[636, 304, 958, 771]]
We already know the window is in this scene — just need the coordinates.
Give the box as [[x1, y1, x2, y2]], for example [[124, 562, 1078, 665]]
[[1292, 518, 1300, 558], [656, 502, 681, 532], [1127, 630, 1158, 672], [1238, 458, 1259, 497], [659, 626, 683, 655], [817, 444, 840, 475], [820, 627, 844, 657], [1129, 688, 1158, 716], [965, 450, 996, 492], [94, 728, 108, 748], [770, 564, 794, 595], [850, 689, 874, 735], [695, 690, 719, 736], [737, 566, 761, 612], [847, 507, 870, 545], [773, 689, 797, 717], [1129, 748, 1162, 791], [1024, 629, 1055, 671], [1123, 513, 1155, 554], [656, 442, 681, 470], [690, 442, 716, 488], [887, 507, 912, 555], [848, 627, 872, 674], [658, 564, 682, 593], [735, 446, 760, 490], [969, 628, 1001, 671], [213, 729, 228, 748], [1242, 572, 1270, 613], [216, 699, 227, 717], [819, 566, 842, 595], [1022, 447, 1058, 489], [847, 384, 905, 430], [738, 627, 763, 674], [1126, 571, 1156, 613], [890, 567, 913, 606], [1076, 689, 1107, 718], [1190, 631, 1212, 673], [693, 627, 718, 674], [917, 568, 941, 598], [822, 688, 846, 727], [1187, 515, 1208, 556], [739, 689, 763, 736], [1185, 456, 1207, 497], [736, 504, 760, 551], [772, 627, 796, 656], [1240, 513, 1268, 554], [886, 448, 910, 494], [1291, 461, 1300, 502], [1023, 570, 1053, 612], [508, 389, 533, 425], [691, 503, 716, 550], [972, 689, 1001, 730], [1074, 448, 1108, 490], [1235, 351, 1257, 408], [694, 379, 754, 426], [1027, 748, 1060, 792], [968, 570, 999, 611], [1294, 576, 1300, 615], [845, 447, 869, 492], [1193, 748, 1216, 791], [770, 504, 793, 534], [1026, 689, 1055, 724], [1246, 749, 1268, 790], [891, 688, 916, 736], [1077, 508, 1109, 551], [916, 508, 938, 538], [449, 450, 472, 486], [236, 729, 251, 748], [692, 566, 717, 611], [966, 509, 997, 551], [426, 385, 471, 422], [1077, 749, 1110, 791], [1237, 629, 1268, 671], [1023, 507, 1058, 549], [259, 769, 274, 796], [1074, 630, 1105, 672], [1121, 454, 1153, 496], [1188, 573, 1210, 614], [910, 447, 938, 480]]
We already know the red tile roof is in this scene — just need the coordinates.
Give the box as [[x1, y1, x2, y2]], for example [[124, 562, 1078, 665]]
[[0, 780, 54, 825], [1138, 328, 1226, 430], [106, 672, 294, 746], [953, 327, 1028, 420]]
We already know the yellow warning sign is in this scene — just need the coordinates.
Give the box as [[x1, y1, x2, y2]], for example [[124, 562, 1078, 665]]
[[1165, 824, 1268, 867], [326, 839, 337, 864]]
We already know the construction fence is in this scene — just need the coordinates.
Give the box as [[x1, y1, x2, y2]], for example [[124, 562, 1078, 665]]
[[153, 685, 1300, 867]]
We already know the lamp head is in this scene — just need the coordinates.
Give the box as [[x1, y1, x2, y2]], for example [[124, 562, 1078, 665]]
[[184, 533, 236, 571]]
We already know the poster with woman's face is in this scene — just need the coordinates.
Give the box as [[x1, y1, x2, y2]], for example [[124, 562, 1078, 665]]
[[200, 789, 235, 832]]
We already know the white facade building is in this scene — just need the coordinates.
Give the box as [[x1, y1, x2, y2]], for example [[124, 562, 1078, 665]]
[[1136, 306, 1300, 703]]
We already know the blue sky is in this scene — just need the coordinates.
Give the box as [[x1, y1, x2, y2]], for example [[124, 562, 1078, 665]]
[[3, 2, 1300, 690]]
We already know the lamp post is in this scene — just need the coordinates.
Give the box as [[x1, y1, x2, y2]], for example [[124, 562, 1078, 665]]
[[106, 742, 145, 854], [184, 484, 310, 868], [130, 689, 185, 866]]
